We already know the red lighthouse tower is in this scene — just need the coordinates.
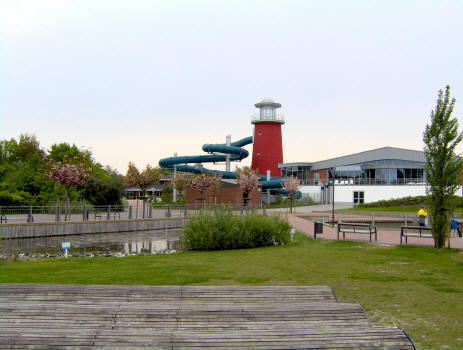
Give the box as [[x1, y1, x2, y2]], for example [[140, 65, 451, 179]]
[[251, 99, 284, 177]]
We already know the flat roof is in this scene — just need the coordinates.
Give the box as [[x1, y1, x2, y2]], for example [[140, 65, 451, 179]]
[[279, 147, 425, 171], [279, 162, 312, 168]]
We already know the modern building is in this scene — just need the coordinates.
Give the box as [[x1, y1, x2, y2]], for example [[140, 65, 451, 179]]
[[279, 146, 442, 204]]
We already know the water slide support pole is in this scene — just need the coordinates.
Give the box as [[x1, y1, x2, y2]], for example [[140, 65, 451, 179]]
[[266, 170, 271, 206], [226, 135, 231, 172], [173, 153, 177, 202]]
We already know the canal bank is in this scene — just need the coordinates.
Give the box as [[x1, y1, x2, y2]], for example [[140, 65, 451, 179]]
[[0, 217, 189, 239]]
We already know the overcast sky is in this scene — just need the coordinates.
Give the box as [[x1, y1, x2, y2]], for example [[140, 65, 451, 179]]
[[1, 0, 462, 173]]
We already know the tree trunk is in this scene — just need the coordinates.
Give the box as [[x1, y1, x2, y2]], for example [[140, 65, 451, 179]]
[[64, 188, 70, 222]]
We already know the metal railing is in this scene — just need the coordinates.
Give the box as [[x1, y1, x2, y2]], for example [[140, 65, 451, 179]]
[[294, 178, 427, 186], [251, 113, 285, 123], [312, 212, 462, 228], [0, 203, 266, 224]]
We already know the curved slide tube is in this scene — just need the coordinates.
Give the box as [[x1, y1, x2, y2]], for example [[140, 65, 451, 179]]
[[159, 136, 300, 197]]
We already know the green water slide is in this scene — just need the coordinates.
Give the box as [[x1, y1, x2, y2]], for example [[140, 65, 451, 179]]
[[158, 136, 299, 195]]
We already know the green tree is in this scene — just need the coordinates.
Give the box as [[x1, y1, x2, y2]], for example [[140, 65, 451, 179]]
[[48, 143, 92, 164], [423, 85, 463, 248], [82, 166, 124, 205]]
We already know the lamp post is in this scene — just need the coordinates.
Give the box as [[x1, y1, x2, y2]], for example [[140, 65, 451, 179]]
[[331, 167, 335, 224]]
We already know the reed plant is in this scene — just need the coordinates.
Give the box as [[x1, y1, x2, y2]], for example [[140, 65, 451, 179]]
[[182, 207, 291, 251]]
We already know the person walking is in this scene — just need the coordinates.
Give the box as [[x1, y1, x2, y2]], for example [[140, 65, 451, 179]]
[[418, 206, 428, 227], [450, 218, 462, 237]]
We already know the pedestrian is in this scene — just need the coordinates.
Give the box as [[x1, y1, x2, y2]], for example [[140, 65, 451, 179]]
[[418, 206, 428, 227], [450, 219, 462, 237]]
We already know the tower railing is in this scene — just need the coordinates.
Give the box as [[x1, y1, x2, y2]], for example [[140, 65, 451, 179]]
[[251, 113, 285, 123]]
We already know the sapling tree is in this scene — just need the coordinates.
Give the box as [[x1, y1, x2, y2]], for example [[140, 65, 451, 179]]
[[124, 163, 162, 199], [423, 85, 463, 248], [124, 162, 140, 188], [283, 176, 300, 213], [236, 167, 259, 206], [48, 157, 89, 221], [173, 174, 187, 201], [189, 173, 219, 205], [139, 165, 163, 199]]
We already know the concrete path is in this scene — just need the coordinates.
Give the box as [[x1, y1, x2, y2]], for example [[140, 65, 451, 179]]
[[288, 212, 463, 249]]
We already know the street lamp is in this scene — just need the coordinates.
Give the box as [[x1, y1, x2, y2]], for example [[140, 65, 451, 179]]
[[331, 167, 335, 224]]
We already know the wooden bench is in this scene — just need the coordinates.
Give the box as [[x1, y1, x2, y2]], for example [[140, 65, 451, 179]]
[[337, 223, 377, 242], [94, 212, 120, 220], [400, 226, 432, 245]]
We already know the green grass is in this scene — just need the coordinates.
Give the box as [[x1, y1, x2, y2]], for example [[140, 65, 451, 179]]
[[266, 201, 314, 209], [1, 234, 463, 349], [338, 205, 423, 213], [339, 205, 463, 213]]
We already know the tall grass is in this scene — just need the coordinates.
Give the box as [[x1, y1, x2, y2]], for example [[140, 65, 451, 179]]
[[182, 207, 291, 251]]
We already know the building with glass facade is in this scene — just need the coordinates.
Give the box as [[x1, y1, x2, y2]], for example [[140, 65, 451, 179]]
[[279, 147, 426, 186], [278, 147, 438, 204]]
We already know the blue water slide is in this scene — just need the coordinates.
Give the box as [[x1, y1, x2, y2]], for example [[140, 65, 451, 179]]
[[159, 136, 298, 195]]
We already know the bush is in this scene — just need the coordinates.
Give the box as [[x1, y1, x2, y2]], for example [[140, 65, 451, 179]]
[[181, 207, 291, 251]]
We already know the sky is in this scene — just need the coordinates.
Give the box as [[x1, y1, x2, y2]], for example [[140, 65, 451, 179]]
[[1, 0, 462, 174]]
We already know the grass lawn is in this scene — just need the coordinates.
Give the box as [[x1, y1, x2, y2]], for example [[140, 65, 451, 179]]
[[339, 205, 463, 214], [265, 201, 315, 209], [1, 234, 463, 349]]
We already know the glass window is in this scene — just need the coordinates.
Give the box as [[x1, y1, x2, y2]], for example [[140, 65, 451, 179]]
[[353, 191, 364, 204]]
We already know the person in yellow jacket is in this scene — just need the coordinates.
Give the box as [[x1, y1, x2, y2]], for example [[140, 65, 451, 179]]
[[418, 206, 428, 227]]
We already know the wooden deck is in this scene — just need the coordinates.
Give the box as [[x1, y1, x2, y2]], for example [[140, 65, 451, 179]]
[[0, 284, 415, 349]]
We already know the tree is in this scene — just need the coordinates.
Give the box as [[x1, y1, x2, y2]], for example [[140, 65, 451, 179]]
[[188, 173, 218, 204], [423, 85, 463, 248], [82, 166, 124, 205], [236, 167, 259, 206], [48, 157, 90, 220], [283, 176, 300, 213], [124, 162, 163, 203], [173, 174, 188, 201], [139, 165, 163, 198], [124, 162, 141, 188]]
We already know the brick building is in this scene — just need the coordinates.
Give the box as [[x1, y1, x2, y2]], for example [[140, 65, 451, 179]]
[[185, 179, 261, 206]]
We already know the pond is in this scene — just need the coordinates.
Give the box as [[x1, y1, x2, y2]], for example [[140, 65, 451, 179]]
[[0, 229, 182, 260]]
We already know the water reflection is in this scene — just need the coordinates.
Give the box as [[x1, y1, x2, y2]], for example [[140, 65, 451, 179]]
[[0, 229, 182, 258]]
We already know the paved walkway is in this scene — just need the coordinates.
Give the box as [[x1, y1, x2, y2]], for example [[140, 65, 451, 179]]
[[288, 212, 463, 249]]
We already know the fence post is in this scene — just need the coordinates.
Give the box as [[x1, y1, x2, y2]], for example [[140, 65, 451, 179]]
[[166, 205, 171, 218], [82, 206, 86, 221], [143, 201, 146, 218], [372, 213, 375, 226], [128, 205, 132, 219], [263, 203, 266, 215], [107, 205, 111, 220], [338, 212, 342, 223], [28, 206, 33, 223], [404, 213, 407, 226], [149, 204, 152, 218], [184, 205, 187, 217], [56, 205, 60, 222]]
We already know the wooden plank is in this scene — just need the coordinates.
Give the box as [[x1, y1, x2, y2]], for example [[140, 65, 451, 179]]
[[0, 284, 415, 349]]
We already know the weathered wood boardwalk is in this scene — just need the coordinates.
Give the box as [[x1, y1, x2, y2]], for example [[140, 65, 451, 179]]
[[0, 284, 415, 349]]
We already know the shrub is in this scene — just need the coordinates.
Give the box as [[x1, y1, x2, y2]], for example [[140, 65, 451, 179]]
[[181, 207, 291, 251]]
